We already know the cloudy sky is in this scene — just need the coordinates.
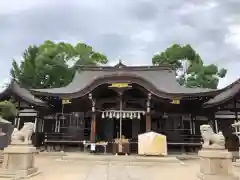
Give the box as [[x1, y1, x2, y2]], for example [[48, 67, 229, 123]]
[[0, 0, 240, 88]]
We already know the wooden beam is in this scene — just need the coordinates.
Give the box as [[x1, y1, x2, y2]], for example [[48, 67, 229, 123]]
[[97, 97, 146, 102], [96, 97, 146, 108], [218, 108, 240, 111]]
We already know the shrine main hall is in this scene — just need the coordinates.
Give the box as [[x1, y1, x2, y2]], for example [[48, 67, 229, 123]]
[[0, 61, 239, 153]]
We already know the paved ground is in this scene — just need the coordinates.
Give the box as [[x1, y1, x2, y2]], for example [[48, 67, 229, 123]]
[[2, 154, 240, 180], [29, 155, 199, 180]]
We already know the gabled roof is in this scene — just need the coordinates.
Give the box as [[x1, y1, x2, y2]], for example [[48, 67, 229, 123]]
[[1, 62, 238, 107], [204, 79, 240, 108], [31, 63, 220, 99], [0, 81, 48, 107]]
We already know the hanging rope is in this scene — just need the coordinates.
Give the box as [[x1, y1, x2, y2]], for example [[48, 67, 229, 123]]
[[101, 110, 145, 120]]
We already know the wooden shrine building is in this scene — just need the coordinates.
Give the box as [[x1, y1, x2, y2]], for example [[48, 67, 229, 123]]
[[0, 61, 239, 153]]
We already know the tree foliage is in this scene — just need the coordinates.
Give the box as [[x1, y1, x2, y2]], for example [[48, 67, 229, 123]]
[[152, 44, 227, 89], [0, 101, 17, 119], [10, 40, 108, 89]]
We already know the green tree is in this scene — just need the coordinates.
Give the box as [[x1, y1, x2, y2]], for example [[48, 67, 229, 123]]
[[152, 44, 227, 89], [10, 40, 108, 89], [0, 100, 17, 120]]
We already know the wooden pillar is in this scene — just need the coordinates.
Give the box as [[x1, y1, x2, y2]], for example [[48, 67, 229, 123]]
[[89, 93, 96, 142], [146, 114, 151, 132], [207, 113, 215, 132], [34, 117, 38, 133], [14, 116, 18, 127], [234, 99, 239, 132], [212, 113, 218, 133], [41, 119, 44, 132], [90, 113, 96, 142], [17, 117, 20, 129], [214, 120, 219, 133], [234, 99, 238, 121], [190, 114, 193, 134], [146, 93, 151, 132], [193, 117, 196, 134]]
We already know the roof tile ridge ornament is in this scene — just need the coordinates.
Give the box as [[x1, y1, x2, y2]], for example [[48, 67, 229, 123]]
[[114, 59, 126, 68]]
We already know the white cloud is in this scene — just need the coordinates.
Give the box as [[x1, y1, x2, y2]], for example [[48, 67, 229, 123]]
[[226, 25, 240, 48], [0, 0, 239, 89], [0, 0, 56, 14], [0, 77, 11, 93], [131, 29, 156, 43], [177, 1, 218, 15]]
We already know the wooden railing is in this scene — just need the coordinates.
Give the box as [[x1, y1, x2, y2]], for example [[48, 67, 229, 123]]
[[164, 129, 202, 146], [43, 131, 202, 153], [44, 132, 87, 143], [167, 134, 202, 146]]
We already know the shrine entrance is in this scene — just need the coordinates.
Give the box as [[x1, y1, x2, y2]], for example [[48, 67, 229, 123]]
[[92, 83, 150, 143], [96, 110, 145, 141], [119, 118, 132, 139]]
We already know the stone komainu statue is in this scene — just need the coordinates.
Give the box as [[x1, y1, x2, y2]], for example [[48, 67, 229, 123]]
[[200, 124, 225, 149], [11, 122, 34, 144]]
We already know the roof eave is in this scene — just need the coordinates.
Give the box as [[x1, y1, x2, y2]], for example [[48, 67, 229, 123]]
[[204, 79, 240, 108], [0, 80, 48, 107]]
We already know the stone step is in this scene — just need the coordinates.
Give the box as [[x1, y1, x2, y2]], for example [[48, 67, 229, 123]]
[[0, 155, 3, 162], [0, 169, 16, 179], [62, 153, 181, 164], [0, 151, 3, 162], [39, 151, 66, 156], [0, 169, 15, 175], [0, 153, 4, 168]]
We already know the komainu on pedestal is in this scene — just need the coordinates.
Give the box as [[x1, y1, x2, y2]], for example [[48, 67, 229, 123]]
[[197, 124, 239, 180], [11, 122, 34, 145], [0, 122, 40, 179]]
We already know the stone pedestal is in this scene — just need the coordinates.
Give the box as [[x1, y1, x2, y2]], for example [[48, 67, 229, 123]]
[[0, 144, 40, 179], [233, 159, 240, 167], [197, 148, 239, 180]]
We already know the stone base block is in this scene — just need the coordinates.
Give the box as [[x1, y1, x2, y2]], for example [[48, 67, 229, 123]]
[[3, 144, 37, 154], [2, 145, 37, 170], [197, 149, 239, 180], [233, 159, 240, 167], [17, 167, 40, 178], [0, 167, 40, 179], [198, 149, 232, 159], [0, 144, 40, 179], [198, 149, 234, 175], [197, 173, 239, 180]]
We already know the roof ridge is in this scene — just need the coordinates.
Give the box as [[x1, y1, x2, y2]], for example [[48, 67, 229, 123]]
[[76, 65, 174, 72]]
